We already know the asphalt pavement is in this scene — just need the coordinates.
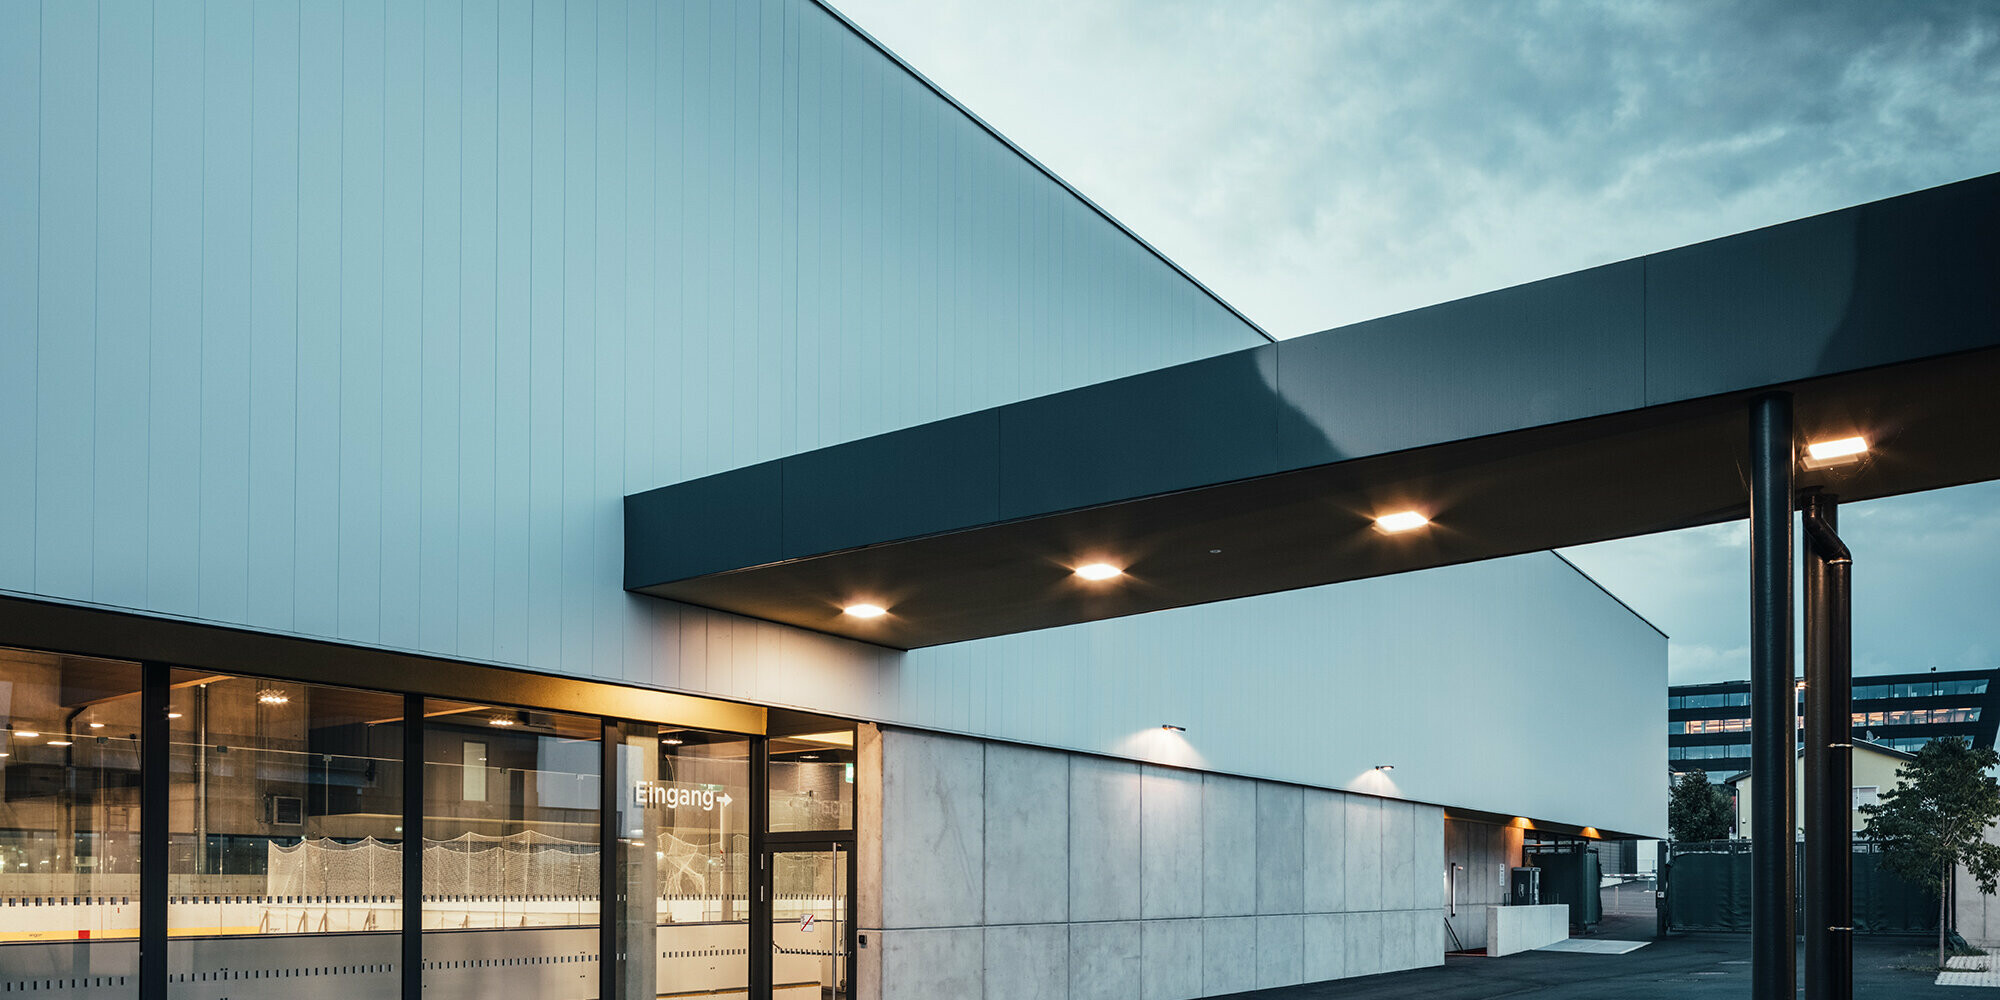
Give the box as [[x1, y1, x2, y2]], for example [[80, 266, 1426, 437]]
[[1212, 927, 1961, 1000]]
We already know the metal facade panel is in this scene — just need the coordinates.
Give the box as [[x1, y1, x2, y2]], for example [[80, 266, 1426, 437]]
[[1275, 260, 1647, 464], [0, 0, 1263, 709], [997, 348, 1286, 520], [1644, 179, 2000, 403], [902, 552, 1667, 839]]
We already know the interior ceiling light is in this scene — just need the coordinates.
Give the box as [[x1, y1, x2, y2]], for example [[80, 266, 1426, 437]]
[[1802, 435, 1868, 469], [47, 740, 72, 747], [257, 689, 289, 705], [166, 712, 183, 720], [488, 716, 516, 727], [88, 722, 104, 729], [1373, 511, 1429, 534], [1074, 562, 1123, 581], [843, 603, 887, 619], [13, 731, 38, 739], [662, 737, 685, 746]]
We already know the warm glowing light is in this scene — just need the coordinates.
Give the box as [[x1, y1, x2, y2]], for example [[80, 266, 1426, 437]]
[[488, 717, 516, 727], [88, 722, 104, 729], [1803, 436, 1868, 468], [801, 755, 820, 761], [166, 712, 183, 720], [13, 732, 38, 740], [1075, 563, 1123, 581], [46, 740, 72, 747], [1161, 724, 1186, 733], [257, 689, 290, 705], [843, 603, 887, 619], [1581, 827, 1601, 839], [1373, 510, 1429, 534], [662, 737, 685, 746]]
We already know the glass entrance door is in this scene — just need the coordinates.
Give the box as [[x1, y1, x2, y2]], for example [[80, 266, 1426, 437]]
[[768, 844, 851, 1000]]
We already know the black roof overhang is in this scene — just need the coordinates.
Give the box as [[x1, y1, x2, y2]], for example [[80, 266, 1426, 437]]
[[626, 173, 2000, 649]]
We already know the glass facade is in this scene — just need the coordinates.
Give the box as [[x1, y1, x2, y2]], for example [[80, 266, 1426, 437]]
[[0, 643, 858, 1000], [166, 672, 405, 994], [0, 647, 142, 996]]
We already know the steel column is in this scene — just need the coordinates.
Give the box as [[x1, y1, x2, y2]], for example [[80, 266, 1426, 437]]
[[750, 738, 771, 999], [1802, 491, 1853, 1000], [602, 720, 625, 1000], [140, 663, 169, 1000], [1749, 392, 1796, 1000], [402, 694, 424, 1000]]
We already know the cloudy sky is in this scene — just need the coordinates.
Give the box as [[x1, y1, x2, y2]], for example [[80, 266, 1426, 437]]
[[832, 0, 2000, 683]]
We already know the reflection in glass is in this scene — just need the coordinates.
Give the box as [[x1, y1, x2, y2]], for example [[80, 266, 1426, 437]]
[[0, 646, 141, 995], [772, 846, 850, 999], [423, 701, 601, 1000], [768, 726, 856, 833], [165, 671, 403, 996], [615, 727, 749, 999]]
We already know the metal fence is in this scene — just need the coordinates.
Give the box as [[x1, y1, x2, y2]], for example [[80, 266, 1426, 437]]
[[1662, 840, 1937, 934]]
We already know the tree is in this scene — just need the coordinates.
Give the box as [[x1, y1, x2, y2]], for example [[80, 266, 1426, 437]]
[[1668, 770, 1733, 842], [1861, 737, 2000, 968]]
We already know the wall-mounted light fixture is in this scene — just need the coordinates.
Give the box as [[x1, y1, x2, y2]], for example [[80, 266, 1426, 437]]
[[1160, 724, 1186, 733], [1374, 763, 1395, 771]]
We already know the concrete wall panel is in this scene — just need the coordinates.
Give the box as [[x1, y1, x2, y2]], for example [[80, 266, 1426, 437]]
[[1140, 918, 1204, 1000], [1382, 801, 1416, 910], [1302, 912, 1346, 983], [1201, 916, 1257, 996], [986, 923, 1068, 1000], [1068, 921, 1143, 1000], [1141, 766, 1204, 919], [878, 927, 982, 1000], [1344, 797, 1383, 912], [1070, 758, 1143, 922], [881, 730, 983, 928], [986, 742, 1070, 925], [1203, 775, 1258, 917], [1256, 784, 1305, 915], [1255, 913, 1304, 989], [1303, 790, 1347, 913]]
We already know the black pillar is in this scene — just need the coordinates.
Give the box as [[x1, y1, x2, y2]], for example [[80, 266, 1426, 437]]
[[750, 738, 771, 999], [402, 694, 424, 1000], [602, 720, 625, 1000], [1802, 491, 1853, 1000], [1749, 393, 1796, 1000], [140, 663, 169, 1000]]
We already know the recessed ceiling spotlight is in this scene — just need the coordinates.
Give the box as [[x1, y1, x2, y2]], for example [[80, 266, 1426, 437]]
[[1373, 511, 1429, 534], [1075, 562, 1123, 581], [1802, 435, 1868, 469], [843, 603, 887, 619]]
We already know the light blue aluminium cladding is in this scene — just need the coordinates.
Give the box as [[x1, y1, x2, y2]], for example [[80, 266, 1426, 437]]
[[905, 552, 1668, 838], [2, 0, 1260, 670], [1, 0, 1662, 834]]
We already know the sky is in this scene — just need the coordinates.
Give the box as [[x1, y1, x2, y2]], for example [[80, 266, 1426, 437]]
[[830, 0, 2000, 683]]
